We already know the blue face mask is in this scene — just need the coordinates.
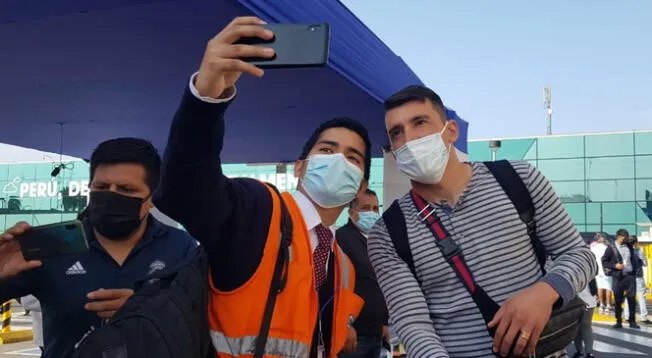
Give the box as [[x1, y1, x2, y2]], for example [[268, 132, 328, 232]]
[[355, 211, 380, 233], [301, 153, 363, 209]]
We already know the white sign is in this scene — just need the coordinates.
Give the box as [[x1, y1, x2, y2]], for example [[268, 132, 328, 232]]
[[226, 173, 299, 191], [2, 177, 90, 198]]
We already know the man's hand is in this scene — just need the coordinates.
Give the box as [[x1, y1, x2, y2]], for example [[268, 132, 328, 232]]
[[382, 325, 391, 344], [488, 282, 559, 357], [615, 263, 624, 270], [342, 326, 358, 353], [0, 222, 42, 280], [195, 16, 275, 99], [85, 288, 134, 320]]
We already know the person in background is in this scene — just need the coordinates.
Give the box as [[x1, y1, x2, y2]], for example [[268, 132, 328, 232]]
[[0, 138, 198, 357], [368, 85, 597, 357], [571, 279, 598, 358], [154, 17, 366, 358], [602, 229, 641, 329], [336, 189, 390, 358], [20, 295, 43, 353], [623, 236, 650, 324], [591, 233, 613, 314]]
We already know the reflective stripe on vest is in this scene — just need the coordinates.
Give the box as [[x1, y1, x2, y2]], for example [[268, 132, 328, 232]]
[[335, 245, 353, 291], [210, 331, 309, 357]]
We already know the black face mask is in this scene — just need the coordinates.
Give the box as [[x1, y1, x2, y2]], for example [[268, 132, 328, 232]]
[[87, 191, 147, 241]]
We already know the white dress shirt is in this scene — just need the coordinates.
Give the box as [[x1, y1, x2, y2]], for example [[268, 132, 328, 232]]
[[188, 73, 335, 273]]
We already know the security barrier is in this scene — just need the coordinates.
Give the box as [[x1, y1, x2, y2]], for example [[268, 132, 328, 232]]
[[0, 300, 33, 344], [642, 243, 652, 298], [1, 301, 10, 333]]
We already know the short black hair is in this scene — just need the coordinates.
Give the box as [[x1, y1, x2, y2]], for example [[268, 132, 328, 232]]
[[384, 85, 448, 122], [350, 189, 377, 208], [630, 235, 638, 245], [299, 117, 372, 180], [616, 228, 630, 238], [90, 138, 161, 193]]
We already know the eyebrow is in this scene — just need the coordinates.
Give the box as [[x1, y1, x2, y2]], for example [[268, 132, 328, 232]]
[[317, 139, 365, 160], [388, 115, 430, 135]]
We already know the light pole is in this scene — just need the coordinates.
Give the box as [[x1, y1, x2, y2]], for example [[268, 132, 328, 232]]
[[488, 140, 502, 161], [544, 85, 553, 135]]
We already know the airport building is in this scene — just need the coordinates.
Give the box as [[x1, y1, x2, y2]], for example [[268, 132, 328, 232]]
[[1, 129, 651, 237]]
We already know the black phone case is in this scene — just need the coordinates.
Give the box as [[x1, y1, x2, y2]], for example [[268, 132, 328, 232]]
[[19, 220, 89, 261], [235, 23, 330, 69]]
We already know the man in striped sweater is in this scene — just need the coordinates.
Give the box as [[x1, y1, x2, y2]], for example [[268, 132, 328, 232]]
[[368, 85, 598, 358]]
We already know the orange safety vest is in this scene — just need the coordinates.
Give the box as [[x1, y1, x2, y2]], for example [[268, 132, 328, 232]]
[[208, 184, 364, 357]]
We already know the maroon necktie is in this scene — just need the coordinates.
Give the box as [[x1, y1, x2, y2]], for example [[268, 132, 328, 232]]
[[313, 224, 334, 288]]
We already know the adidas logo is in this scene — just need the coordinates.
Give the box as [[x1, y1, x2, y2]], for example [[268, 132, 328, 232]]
[[66, 261, 87, 275]]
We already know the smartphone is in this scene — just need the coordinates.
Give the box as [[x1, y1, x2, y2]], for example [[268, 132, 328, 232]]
[[235, 23, 330, 68], [19, 220, 89, 261]]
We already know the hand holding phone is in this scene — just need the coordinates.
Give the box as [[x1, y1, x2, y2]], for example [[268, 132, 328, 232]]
[[18, 220, 89, 261], [234, 23, 330, 69], [0, 222, 42, 280], [195, 16, 276, 99]]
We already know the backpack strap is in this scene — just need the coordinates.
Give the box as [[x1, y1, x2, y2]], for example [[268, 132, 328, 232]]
[[382, 200, 416, 278], [409, 191, 500, 331], [483, 160, 546, 272], [254, 183, 293, 358]]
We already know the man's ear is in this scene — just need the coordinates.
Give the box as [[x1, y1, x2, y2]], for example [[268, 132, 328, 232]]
[[294, 159, 307, 179], [446, 119, 460, 144], [349, 208, 359, 223]]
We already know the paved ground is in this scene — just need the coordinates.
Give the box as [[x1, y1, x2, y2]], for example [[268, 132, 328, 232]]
[[2, 303, 652, 357]]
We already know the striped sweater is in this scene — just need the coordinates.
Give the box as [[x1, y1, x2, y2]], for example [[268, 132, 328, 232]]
[[368, 161, 598, 358]]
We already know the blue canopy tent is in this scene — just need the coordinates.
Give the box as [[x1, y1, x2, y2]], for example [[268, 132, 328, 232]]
[[0, 0, 468, 163]]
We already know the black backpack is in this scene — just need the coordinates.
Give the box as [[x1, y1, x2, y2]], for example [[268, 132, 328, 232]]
[[383, 160, 586, 357], [72, 246, 213, 358]]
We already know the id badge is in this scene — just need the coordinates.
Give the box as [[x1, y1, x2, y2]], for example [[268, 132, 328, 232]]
[[317, 345, 325, 358]]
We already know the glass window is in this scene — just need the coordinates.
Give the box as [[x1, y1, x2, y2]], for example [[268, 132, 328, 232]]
[[636, 201, 651, 224], [586, 225, 602, 233], [550, 181, 586, 202], [587, 180, 636, 202], [635, 155, 652, 178], [562, 203, 586, 224], [467, 141, 492, 162], [635, 132, 652, 155], [493, 138, 537, 161], [537, 159, 584, 181], [586, 156, 634, 180], [585, 133, 634, 157], [0, 164, 9, 181], [601, 202, 637, 224], [536, 136, 584, 159], [69, 161, 90, 179], [586, 203, 602, 226], [635, 179, 652, 201], [524, 140, 537, 160]]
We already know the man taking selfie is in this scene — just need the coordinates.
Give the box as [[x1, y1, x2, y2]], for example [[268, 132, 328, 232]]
[[0, 138, 198, 357], [154, 16, 368, 358]]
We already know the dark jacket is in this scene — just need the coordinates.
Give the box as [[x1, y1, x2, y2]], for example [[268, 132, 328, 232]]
[[153, 87, 341, 356], [336, 221, 388, 337], [601, 243, 642, 278], [0, 217, 198, 358]]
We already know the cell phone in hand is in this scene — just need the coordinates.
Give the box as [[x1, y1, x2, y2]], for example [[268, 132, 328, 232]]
[[235, 23, 330, 68], [19, 220, 89, 261]]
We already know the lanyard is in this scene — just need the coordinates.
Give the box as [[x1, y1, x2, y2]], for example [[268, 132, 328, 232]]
[[317, 295, 335, 352]]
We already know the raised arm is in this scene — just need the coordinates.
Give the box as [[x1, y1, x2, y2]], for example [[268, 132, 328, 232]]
[[153, 17, 277, 290], [368, 220, 450, 358]]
